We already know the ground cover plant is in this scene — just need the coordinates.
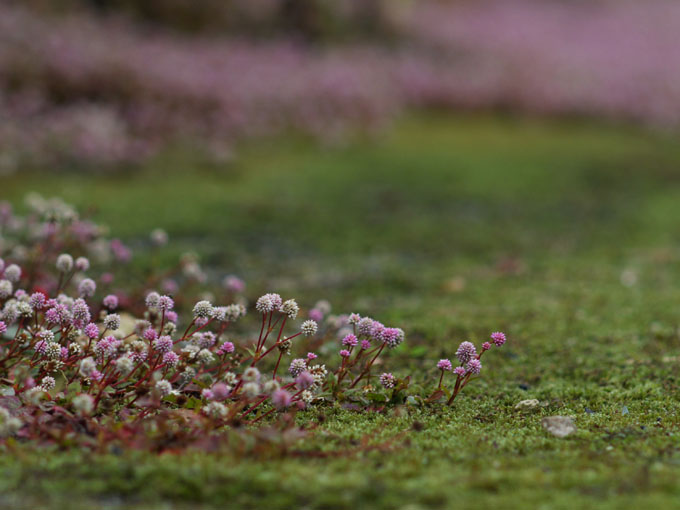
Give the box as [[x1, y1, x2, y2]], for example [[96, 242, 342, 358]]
[[2, 115, 680, 508], [0, 196, 419, 451]]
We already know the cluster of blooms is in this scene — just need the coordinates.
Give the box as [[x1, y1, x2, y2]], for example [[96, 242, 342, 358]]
[[434, 332, 506, 405], [3, 0, 680, 171], [0, 197, 406, 445]]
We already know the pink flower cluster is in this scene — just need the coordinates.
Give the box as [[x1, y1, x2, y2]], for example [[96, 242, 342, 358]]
[[435, 332, 506, 405], [0, 195, 406, 445], [3, 1, 680, 170]]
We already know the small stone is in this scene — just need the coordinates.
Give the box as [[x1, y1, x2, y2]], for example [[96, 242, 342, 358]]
[[515, 399, 540, 411], [541, 416, 577, 438]]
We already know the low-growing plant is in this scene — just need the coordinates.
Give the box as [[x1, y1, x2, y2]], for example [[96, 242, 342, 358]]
[[429, 333, 506, 405], [0, 195, 409, 451]]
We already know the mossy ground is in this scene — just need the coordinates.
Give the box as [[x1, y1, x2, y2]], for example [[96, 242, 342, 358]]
[[3, 114, 680, 509]]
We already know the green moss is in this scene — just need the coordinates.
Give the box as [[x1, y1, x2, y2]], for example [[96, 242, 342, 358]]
[[3, 113, 680, 507]]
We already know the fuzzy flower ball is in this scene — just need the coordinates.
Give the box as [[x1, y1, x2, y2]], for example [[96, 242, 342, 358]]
[[380, 373, 396, 389], [78, 278, 96, 297], [0, 280, 12, 299], [103, 313, 121, 331], [301, 320, 318, 337], [491, 331, 506, 346], [437, 359, 453, 371], [192, 300, 214, 319], [289, 358, 307, 377], [308, 308, 323, 322], [295, 371, 315, 390], [272, 388, 292, 409], [466, 359, 482, 375], [280, 299, 299, 319], [0, 321, 6, 335], [0, 280, 14, 299], [217, 341, 235, 355], [56, 254, 74, 273], [84, 323, 99, 339], [145, 292, 161, 308], [342, 334, 358, 347], [158, 295, 174, 311], [102, 294, 119, 310], [456, 341, 477, 364], [72, 394, 94, 415], [242, 367, 260, 383], [453, 366, 466, 377], [163, 351, 179, 367], [211, 383, 231, 401], [153, 335, 173, 354], [4, 264, 21, 282], [155, 380, 172, 397], [75, 256, 90, 272], [339, 349, 351, 358], [40, 376, 56, 391]]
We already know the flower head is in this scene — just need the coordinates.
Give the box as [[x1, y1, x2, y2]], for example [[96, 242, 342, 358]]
[[295, 371, 315, 390], [380, 373, 396, 389], [192, 300, 214, 319], [289, 358, 307, 377], [102, 294, 118, 310], [301, 320, 318, 337], [78, 278, 96, 297], [342, 334, 358, 347], [491, 331, 506, 346], [272, 388, 292, 409], [466, 359, 482, 375], [437, 359, 453, 371], [103, 313, 120, 331], [456, 341, 477, 364], [280, 299, 299, 319]]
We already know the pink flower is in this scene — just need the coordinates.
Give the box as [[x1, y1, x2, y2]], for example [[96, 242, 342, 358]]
[[453, 366, 466, 377], [342, 334, 358, 347], [380, 373, 395, 389], [272, 389, 292, 409], [456, 341, 477, 364], [308, 308, 323, 322], [211, 383, 231, 401], [217, 341, 235, 355], [437, 359, 452, 371], [490, 332, 506, 346], [295, 371, 315, 390], [102, 294, 118, 310], [339, 349, 351, 358], [466, 359, 482, 375], [84, 323, 99, 339], [143, 328, 158, 341], [162, 351, 179, 367]]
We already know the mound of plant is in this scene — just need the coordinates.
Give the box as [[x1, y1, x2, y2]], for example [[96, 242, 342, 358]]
[[0, 195, 506, 453], [0, 195, 414, 451]]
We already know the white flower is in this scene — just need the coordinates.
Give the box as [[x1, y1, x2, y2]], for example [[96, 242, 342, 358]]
[[192, 300, 214, 319], [72, 394, 94, 415], [56, 254, 74, 273], [280, 299, 299, 319], [301, 320, 318, 337], [155, 380, 172, 397]]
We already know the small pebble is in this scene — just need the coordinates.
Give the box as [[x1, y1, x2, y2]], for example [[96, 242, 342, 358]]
[[515, 399, 540, 411], [541, 416, 577, 438]]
